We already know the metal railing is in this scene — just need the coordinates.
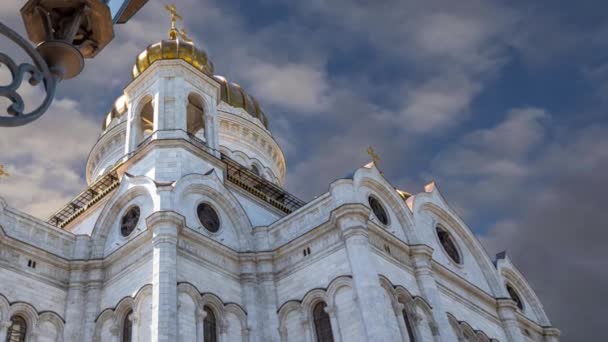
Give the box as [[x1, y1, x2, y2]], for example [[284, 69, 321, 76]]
[[221, 154, 305, 214], [47, 130, 305, 228]]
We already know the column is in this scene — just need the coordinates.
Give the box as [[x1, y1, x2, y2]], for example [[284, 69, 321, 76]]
[[393, 302, 412, 342], [196, 308, 206, 342], [325, 305, 342, 342], [410, 245, 458, 341], [0, 321, 11, 341], [146, 211, 185, 342], [130, 312, 140, 342], [334, 204, 391, 341], [496, 299, 526, 342]]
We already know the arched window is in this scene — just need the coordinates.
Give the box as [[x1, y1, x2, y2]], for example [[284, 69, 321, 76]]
[[187, 94, 206, 141], [250, 164, 260, 176], [203, 306, 217, 342], [436, 225, 461, 264], [312, 302, 334, 342], [6, 316, 27, 342], [122, 310, 133, 342], [139, 98, 154, 142], [506, 284, 524, 310], [402, 309, 416, 342]]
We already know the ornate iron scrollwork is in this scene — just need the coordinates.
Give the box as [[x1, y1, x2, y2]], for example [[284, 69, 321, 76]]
[[0, 22, 57, 127]]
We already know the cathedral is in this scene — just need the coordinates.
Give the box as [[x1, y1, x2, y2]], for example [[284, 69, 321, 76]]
[[0, 13, 559, 342]]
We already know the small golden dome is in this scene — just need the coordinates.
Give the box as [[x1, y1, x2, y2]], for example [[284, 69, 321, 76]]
[[129, 37, 269, 129], [132, 39, 214, 79]]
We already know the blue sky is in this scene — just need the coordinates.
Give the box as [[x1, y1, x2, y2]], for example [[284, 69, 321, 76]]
[[1, 0, 607, 340]]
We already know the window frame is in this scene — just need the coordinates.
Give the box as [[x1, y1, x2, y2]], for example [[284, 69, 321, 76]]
[[195, 202, 222, 234], [368, 195, 390, 226], [120, 205, 141, 238], [434, 224, 463, 266]]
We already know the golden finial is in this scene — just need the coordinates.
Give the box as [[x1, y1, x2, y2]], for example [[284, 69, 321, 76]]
[[179, 28, 192, 42], [0, 165, 9, 178], [367, 146, 383, 175], [164, 4, 183, 40]]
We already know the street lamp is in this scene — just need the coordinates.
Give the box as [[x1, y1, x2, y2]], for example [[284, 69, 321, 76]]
[[0, 0, 148, 127]]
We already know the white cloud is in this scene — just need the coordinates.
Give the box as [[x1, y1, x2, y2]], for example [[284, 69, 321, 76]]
[[243, 61, 331, 113], [398, 74, 481, 133], [0, 91, 99, 218]]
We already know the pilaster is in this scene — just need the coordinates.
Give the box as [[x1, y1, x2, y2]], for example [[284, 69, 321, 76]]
[[257, 253, 280, 342], [63, 262, 87, 341], [239, 255, 259, 342], [496, 299, 526, 342], [82, 262, 104, 342], [146, 210, 185, 342], [332, 203, 392, 341], [410, 244, 458, 341]]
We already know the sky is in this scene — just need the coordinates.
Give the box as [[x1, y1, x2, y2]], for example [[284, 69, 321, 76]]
[[0, 0, 607, 340]]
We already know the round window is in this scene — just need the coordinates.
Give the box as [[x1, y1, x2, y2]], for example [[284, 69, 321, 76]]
[[436, 225, 461, 264], [197, 203, 220, 233], [507, 284, 524, 310], [120, 206, 140, 237], [368, 196, 388, 225]]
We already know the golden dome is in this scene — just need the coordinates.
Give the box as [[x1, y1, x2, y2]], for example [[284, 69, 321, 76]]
[[128, 37, 269, 129], [213, 76, 268, 128], [132, 39, 214, 79]]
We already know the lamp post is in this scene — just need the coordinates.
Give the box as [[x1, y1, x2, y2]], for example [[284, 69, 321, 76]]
[[0, 0, 148, 127]]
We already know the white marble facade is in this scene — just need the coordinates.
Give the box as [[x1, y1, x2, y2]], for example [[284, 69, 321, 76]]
[[0, 45, 559, 342]]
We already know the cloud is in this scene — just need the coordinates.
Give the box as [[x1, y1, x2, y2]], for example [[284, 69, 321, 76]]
[[398, 74, 482, 133], [480, 124, 608, 341], [242, 61, 332, 113], [0, 86, 99, 217]]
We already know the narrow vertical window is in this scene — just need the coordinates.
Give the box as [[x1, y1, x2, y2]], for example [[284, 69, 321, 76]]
[[313, 302, 334, 342], [203, 306, 217, 342], [402, 309, 416, 342], [6, 316, 27, 342], [123, 310, 133, 342]]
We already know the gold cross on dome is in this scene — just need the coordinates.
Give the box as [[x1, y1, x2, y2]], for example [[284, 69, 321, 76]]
[[367, 146, 380, 166], [164, 4, 183, 39]]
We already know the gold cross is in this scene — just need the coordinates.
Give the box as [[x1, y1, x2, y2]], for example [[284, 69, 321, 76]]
[[367, 146, 380, 165], [0, 164, 8, 178], [164, 4, 183, 39]]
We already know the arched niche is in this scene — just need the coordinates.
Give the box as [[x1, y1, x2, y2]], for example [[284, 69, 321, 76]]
[[187, 93, 206, 141], [138, 96, 154, 143]]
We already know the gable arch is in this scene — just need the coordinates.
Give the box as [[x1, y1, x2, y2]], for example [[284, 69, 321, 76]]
[[173, 172, 253, 250], [352, 169, 418, 244], [498, 263, 550, 325], [416, 198, 503, 296], [90, 176, 157, 257]]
